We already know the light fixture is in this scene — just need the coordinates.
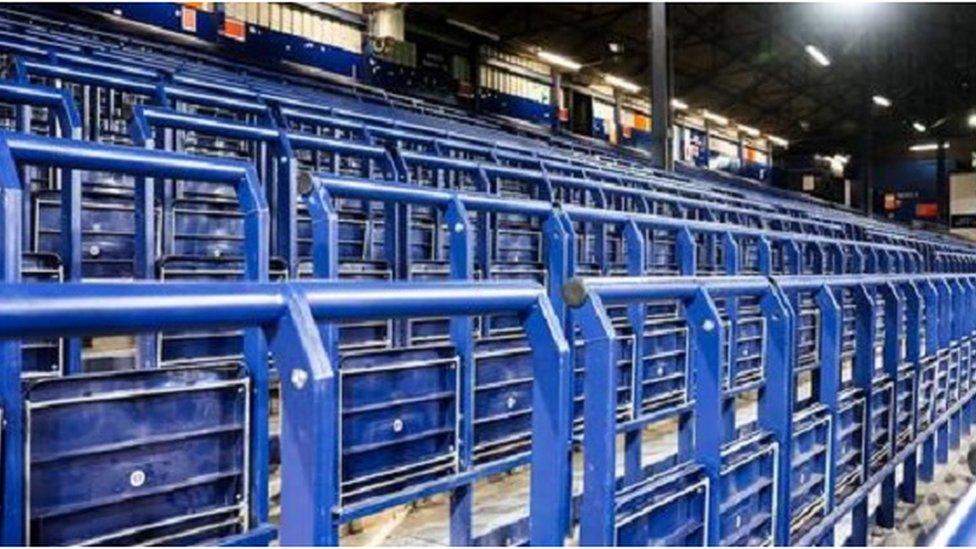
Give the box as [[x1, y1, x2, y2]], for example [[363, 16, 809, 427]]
[[909, 142, 949, 152], [912, 121, 927, 133], [968, 113, 976, 128], [815, 153, 849, 168], [804, 45, 831, 67], [537, 50, 582, 72], [872, 95, 892, 108], [604, 74, 641, 93], [701, 109, 728, 125], [768, 134, 789, 147], [670, 98, 689, 110], [737, 124, 760, 137]]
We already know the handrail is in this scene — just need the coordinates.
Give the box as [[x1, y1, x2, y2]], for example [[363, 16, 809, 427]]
[[0, 278, 571, 546]]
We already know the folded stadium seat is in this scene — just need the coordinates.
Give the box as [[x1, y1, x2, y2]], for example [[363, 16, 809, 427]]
[[832, 285, 871, 510], [128, 101, 286, 365], [0, 132, 275, 546], [20, 252, 62, 377]]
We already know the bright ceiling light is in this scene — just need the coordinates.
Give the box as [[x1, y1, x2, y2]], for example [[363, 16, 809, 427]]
[[768, 134, 789, 147], [537, 50, 581, 72], [670, 98, 689, 110], [604, 74, 641, 93], [909, 142, 948, 152], [737, 124, 760, 137], [804, 45, 831, 67], [912, 121, 927, 133], [968, 114, 976, 128], [701, 109, 728, 125], [872, 95, 892, 107]]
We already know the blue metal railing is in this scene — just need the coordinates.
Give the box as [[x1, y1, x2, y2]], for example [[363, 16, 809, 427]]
[[565, 273, 976, 546], [0, 279, 570, 546]]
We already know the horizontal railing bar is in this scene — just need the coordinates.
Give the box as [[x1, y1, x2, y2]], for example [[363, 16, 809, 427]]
[[0, 280, 545, 337]]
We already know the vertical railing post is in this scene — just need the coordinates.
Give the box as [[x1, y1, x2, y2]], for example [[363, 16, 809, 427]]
[[815, 284, 841, 544], [876, 282, 902, 527], [848, 283, 875, 545], [0, 142, 24, 544], [935, 279, 952, 463], [686, 289, 724, 546], [446, 199, 475, 545], [920, 280, 939, 482], [760, 285, 795, 545], [577, 293, 621, 546], [525, 297, 572, 546], [623, 221, 646, 485], [676, 227, 696, 275], [268, 286, 338, 545], [899, 281, 922, 503]]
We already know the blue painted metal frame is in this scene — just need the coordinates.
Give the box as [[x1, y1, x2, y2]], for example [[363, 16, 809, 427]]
[[4, 12, 976, 547], [304, 172, 571, 544], [0, 279, 570, 546], [130, 104, 399, 277], [308, 174, 920, 281], [569, 276, 792, 545], [0, 131, 270, 543], [564, 273, 976, 547]]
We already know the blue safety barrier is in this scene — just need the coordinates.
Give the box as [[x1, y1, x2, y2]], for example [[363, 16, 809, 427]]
[[564, 273, 976, 546], [0, 131, 269, 372], [0, 279, 570, 546], [0, 7, 975, 548]]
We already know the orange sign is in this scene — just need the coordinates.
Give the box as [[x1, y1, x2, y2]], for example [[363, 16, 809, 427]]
[[222, 17, 246, 42], [633, 114, 651, 132], [180, 6, 197, 32], [916, 203, 938, 219]]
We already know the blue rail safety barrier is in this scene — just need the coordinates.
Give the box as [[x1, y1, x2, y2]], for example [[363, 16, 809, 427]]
[[0, 279, 570, 546], [306, 174, 922, 284], [563, 273, 976, 546], [0, 131, 269, 373], [129, 104, 400, 277], [0, 6, 974, 547]]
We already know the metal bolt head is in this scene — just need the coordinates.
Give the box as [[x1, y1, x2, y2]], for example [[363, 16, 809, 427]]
[[506, 395, 517, 410], [290, 368, 308, 390], [454, 222, 464, 233], [392, 418, 404, 433], [702, 319, 716, 332], [129, 469, 146, 488], [89, 245, 100, 257]]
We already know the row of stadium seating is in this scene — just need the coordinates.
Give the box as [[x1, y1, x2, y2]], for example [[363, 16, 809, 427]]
[[0, 5, 975, 547]]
